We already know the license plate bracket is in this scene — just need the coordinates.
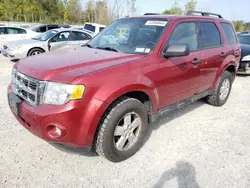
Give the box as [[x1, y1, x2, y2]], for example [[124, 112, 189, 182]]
[[8, 93, 22, 116]]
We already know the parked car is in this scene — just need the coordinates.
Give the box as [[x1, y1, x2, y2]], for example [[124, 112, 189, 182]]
[[237, 34, 250, 74], [1, 28, 93, 60], [237, 31, 250, 36], [28, 24, 71, 33], [82, 22, 106, 36], [0, 26, 39, 52], [7, 11, 240, 162]]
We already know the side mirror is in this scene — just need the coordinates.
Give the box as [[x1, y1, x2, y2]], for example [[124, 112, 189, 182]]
[[164, 43, 190, 58]]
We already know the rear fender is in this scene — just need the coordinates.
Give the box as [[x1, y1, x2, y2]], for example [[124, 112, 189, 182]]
[[213, 55, 237, 87]]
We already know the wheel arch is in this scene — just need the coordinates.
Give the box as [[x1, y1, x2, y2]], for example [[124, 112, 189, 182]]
[[27, 47, 46, 57]]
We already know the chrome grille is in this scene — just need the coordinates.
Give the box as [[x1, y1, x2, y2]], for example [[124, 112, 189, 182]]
[[12, 71, 41, 106]]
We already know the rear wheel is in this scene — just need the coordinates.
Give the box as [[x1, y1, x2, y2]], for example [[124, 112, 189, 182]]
[[207, 71, 233, 106], [95, 97, 148, 162], [28, 48, 44, 57]]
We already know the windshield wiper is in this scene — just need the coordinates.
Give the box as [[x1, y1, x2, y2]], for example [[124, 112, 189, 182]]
[[96, 46, 119, 52]]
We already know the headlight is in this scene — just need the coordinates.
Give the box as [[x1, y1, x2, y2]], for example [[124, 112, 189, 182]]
[[242, 55, 250, 61], [9, 45, 22, 51], [43, 82, 85, 105]]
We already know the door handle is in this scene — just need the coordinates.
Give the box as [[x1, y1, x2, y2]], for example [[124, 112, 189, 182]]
[[192, 58, 200, 64], [220, 52, 227, 57]]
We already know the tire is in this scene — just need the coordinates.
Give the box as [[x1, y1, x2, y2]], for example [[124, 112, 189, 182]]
[[95, 97, 148, 162], [207, 71, 233, 106], [28, 48, 44, 57]]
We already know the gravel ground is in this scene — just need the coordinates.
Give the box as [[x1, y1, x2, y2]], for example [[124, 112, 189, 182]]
[[0, 55, 250, 188]]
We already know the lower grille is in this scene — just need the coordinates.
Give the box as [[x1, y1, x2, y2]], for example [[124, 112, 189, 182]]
[[12, 71, 42, 106]]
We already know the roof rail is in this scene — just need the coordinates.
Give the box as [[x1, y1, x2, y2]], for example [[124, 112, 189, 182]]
[[186, 11, 223, 18], [144, 13, 160, 15]]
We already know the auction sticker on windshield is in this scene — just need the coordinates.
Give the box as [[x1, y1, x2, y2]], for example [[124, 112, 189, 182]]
[[145, 20, 168, 27]]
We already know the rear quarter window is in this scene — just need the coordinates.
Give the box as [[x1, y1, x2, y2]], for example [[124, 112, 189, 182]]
[[220, 22, 237, 45]]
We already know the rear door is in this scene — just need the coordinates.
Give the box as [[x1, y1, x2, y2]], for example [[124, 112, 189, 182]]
[[4, 27, 27, 42], [71, 31, 92, 46], [198, 21, 227, 92], [220, 22, 241, 64]]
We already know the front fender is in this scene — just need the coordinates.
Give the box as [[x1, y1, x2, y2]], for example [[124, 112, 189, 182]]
[[93, 74, 159, 114]]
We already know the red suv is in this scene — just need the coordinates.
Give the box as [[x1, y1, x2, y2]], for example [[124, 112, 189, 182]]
[[7, 11, 240, 162]]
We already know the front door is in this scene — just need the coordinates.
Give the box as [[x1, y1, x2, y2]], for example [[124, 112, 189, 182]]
[[157, 21, 202, 108], [49, 31, 71, 51]]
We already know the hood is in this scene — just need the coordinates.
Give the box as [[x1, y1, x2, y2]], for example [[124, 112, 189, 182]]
[[16, 47, 145, 83], [240, 44, 250, 58], [5, 38, 44, 46]]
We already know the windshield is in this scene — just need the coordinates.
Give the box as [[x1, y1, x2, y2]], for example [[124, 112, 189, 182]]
[[87, 18, 168, 54], [33, 30, 58, 41], [238, 36, 250, 45]]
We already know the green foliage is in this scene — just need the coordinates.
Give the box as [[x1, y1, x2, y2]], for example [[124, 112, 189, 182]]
[[232, 20, 250, 32], [163, 0, 183, 15], [184, 0, 197, 14], [0, 0, 110, 25]]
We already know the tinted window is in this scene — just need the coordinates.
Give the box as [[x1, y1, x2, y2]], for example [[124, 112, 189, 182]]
[[48, 25, 59, 30], [84, 24, 96, 32], [37, 26, 47, 33], [238, 36, 250, 45], [72, 31, 89, 40], [221, 23, 237, 45], [99, 27, 105, 32], [0, 27, 6, 35], [200, 22, 221, 48], [51, 31, 71, 42], [168, 22, 198, 51], [6, 27, 26, 34]]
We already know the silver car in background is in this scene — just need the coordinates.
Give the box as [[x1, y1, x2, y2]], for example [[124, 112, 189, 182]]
[[1, 28, 93, 60]]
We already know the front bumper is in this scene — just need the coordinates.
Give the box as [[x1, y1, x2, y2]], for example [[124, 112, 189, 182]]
[[237, 61, 250, 74], [7, 84, 108, 148], [1, 48, 27, 60]]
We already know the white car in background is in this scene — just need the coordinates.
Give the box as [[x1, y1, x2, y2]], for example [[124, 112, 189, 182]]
[[0, 26, 39, 52], [1, 28, 93, 61], [82, 23, 106, 36]]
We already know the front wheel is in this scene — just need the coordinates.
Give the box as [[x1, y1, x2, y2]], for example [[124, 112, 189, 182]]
[[207, 71, 233, 106], [95, 97, 148, 162], [28, 48, 44, 57]]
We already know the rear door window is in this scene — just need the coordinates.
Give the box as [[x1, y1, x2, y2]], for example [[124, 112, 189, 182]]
[[220, 22, 237, 45], [72, 31, 90, 40], [6, 27, 27, 34], [199, 22, 221, 48]]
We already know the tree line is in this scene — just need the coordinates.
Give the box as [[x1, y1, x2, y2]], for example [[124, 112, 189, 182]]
[[0, 0, 136, 25], [0, 0, 249, 31]]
